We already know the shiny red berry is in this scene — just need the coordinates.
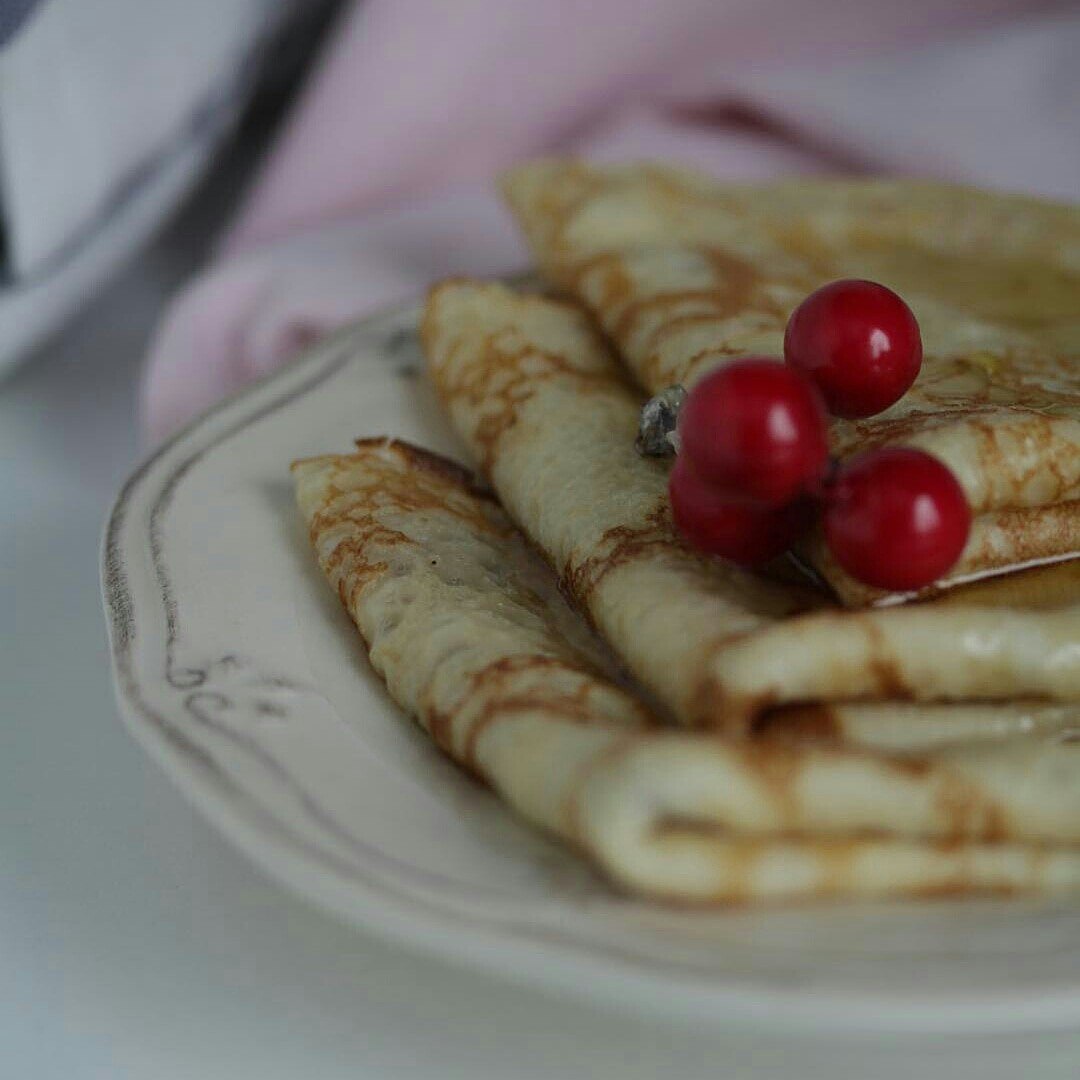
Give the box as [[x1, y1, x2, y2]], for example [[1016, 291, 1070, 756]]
[[823, 447, 971, 591], [784, 279, 922, 419], [669, 456, 815, 566], [677, 358, 829, 505]]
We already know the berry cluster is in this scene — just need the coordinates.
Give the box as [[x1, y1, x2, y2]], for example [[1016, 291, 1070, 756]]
[[668, 279, 971, 591]]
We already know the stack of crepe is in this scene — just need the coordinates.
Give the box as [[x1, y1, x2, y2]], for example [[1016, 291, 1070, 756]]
[[293, 161, 1080, 903]]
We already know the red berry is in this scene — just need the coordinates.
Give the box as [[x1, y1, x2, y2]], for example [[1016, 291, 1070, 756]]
[[823, 447, 971, 591], [669, 456, 815, 566], [784, 279, 922, 419], [678, 358, 829, 505]]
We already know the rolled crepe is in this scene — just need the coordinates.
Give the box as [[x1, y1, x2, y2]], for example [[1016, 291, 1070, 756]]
[[292, 438, 1080, 901], [422, 280, 1080, 730], [502, 160, 1080, 605]]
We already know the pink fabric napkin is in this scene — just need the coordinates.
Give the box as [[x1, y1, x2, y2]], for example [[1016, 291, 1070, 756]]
[[141, 0, 1080, 443]]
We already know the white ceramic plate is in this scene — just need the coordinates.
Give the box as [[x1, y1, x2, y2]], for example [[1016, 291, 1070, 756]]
[[103, 295, 1080, 1034]]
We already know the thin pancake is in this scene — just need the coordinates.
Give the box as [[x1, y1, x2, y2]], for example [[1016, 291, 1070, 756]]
[[502, 160, 1080, 604], [422, 280, 1080, 730], [292, 438, 1080, 902]]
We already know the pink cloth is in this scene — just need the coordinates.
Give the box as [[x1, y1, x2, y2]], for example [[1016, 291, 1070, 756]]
[[141, 0, 1080, 442]]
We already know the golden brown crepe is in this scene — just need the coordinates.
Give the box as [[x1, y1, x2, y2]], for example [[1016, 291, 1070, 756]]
[[290, 165, 1080, 903], [292, 438, 1080, 902], [422, 280, 1080, 732], [501, 160, 1080, 605]]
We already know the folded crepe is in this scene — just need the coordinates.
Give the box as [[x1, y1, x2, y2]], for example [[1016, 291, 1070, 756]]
[[292, 437, 1080, 901], [422, 280, 1080, 732], [501, 160, 1080, 605]]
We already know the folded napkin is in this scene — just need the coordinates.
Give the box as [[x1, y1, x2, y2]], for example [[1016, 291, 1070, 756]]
[[141, 0, 1080, 442]]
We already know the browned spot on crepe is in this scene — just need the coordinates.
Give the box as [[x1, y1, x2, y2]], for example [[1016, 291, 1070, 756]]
[[753, 705, 844, 746], [422, 289, 614, 476], [458, 655, 620, 772], [729, 741, 806, 826], [560, 501, 676, 606], [911, 878, 1020, 900], [353, 437, 495, 501], [883, 755, 934, 779], [298, 440, 509, 604], [862, 618, 914, 699], [960, 504, 1079, 577], [564, 251, 635, 307], [933, 771, 1009, 843]]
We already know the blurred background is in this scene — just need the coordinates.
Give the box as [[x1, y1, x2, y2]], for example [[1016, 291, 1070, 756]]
[[2, 0, 1078, 414], [2, 2, 1078, 1076]]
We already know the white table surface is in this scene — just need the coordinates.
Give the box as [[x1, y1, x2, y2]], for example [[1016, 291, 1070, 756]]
[[3, 144, 1080, 1080]]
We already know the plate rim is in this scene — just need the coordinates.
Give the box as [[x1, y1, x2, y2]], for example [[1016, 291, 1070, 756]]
[[101, 292, 1080, 1035]]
